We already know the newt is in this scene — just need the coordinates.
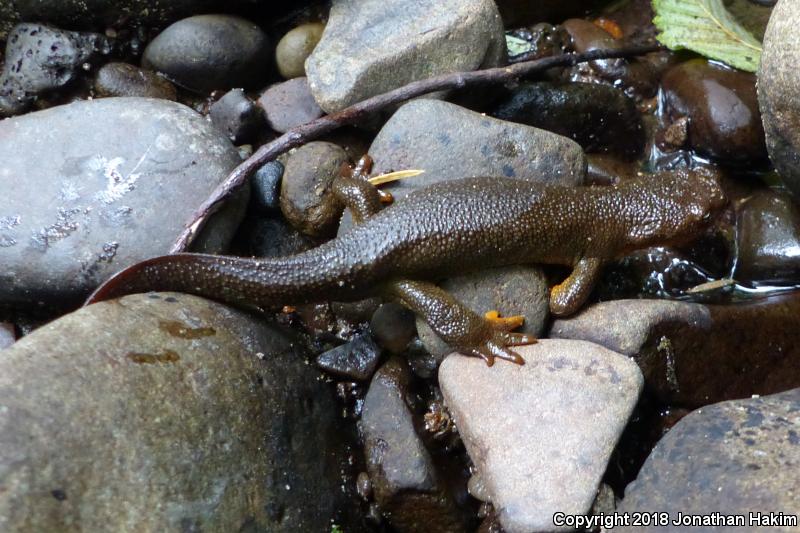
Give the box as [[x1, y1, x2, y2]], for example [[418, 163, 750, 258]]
[[86, 157, 726, 365]]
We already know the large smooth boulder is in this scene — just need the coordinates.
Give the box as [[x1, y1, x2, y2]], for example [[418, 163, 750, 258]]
[[0, 293, 357, 532], [758, 0, 800, 197], [0, 97, 245, 307]]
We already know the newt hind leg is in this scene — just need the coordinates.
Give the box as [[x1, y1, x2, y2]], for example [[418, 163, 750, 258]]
[[333, 155, 390, 225], [384, 280, 536, 366]]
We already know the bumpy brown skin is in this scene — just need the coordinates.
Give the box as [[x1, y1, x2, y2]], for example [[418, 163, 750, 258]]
[[86, 167, 726, 365]]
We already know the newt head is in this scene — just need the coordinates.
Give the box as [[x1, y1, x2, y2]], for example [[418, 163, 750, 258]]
[[621, 167, 728, 250]]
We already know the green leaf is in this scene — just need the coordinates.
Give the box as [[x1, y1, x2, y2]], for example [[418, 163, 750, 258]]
[[652, 0, 762, 72], [506, 34, 533, 57]]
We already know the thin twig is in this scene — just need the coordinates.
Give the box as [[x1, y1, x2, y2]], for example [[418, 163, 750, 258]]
[[170, 44, 661, 253]]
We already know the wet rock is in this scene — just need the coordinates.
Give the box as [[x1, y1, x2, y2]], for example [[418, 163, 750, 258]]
[[735, 189, 800, 284], [758, 0, 800, 197], [142, 15, 270, 93], [361, 357, 465, 532], [370, 302, 417, 354], [439, 341, 643, 533], [276, 22, 325, 79], [662, 59, 767, 164], [281, 141, 349, 238], [94, 62, 177, 100], [306, 0, 505, 113], [0, 24, 107, 117], [316, 332, 383, 381], [246, 215, 318, 258], [416, 266, 550, 364], [495, 0, 610, 26], [0, 97, 245, 307], [492, 81, 644, 159], [0, 323, 14, 350], [209, 89, 265, 145], [586, 154, 639, 186], [339, 99, 585, 232], [0, 293, 356, 532], [251, 161, 284, 213], [617, 388, 800, 533], [562, 18, 660, 97], [258, 78, 324, 133], [550, 294, 800, 407]]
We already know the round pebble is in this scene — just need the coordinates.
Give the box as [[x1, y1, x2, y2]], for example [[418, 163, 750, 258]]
[[369, 302, 417, 354], [94, 62, 177, 100], [142, 15, 271, 93], [276, 22, 325, 79]]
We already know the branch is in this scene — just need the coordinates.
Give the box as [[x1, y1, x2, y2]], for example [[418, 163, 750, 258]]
[[170, 43, 661, 253]]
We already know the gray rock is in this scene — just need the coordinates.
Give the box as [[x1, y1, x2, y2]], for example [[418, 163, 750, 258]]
[[550, 294, 800, 407], [316, 332, 383, 381], [0, 292, 356, 532], [439, 341, 643, 533], [617, 388, 800, 533], [735, 189, 800, 283], [276, 22, 325, 79], [0, 322, 14, 349], [339, 99, 586, 233], [305, 0, 506, 113], [281, 141, 348, 238], [416, 266, 550, 363], [759, 0, 800, 199], [142, 15, 270, 93], [94, 62, 177, 100], [0, 23, 107, 117], [361, 357, 465, 532], [0, 97, 245, 307], [209, 88, 265, 145], [370, 302, 417, 354], [258, 77, 324, 133]]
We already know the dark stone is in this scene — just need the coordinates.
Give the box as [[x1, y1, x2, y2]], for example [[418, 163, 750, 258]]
[[275, 22, 325, 79], [617, 388, 800, 533], [0, 23, 107, 117], [209, 89, 265, 145], [369, 302, 416, 354], [662, 59, 767, 164], [251, 161, 284, 213], [758, 0, 800, 199], [551, 293, 800, 407], [492, 81, 644, 159], [94, 62, 177, 100], [142, 15, 270, 93], [495, 0, 611, 26], [258, 77, 324, 134], [735, 189, 800, 283], [0, 293, 359, 531], [361, 357, 466, 532], [280, 141, 348, 238], [316, 332, 383, 381], [246, 215, 318, 258]]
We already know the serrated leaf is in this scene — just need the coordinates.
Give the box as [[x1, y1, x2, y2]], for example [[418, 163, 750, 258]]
[[653, 0, 762, 72]]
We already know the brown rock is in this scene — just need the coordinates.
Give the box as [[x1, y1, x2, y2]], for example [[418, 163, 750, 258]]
[[94, 62, 177, 100], [275, 22, 325, 79], [551, 294, 800, 406]]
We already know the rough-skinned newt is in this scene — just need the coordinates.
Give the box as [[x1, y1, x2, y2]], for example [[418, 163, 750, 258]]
[[86, 158, 726, 365]]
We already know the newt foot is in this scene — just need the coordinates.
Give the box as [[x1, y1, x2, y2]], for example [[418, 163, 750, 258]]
[[464, 331, 536, 367]]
